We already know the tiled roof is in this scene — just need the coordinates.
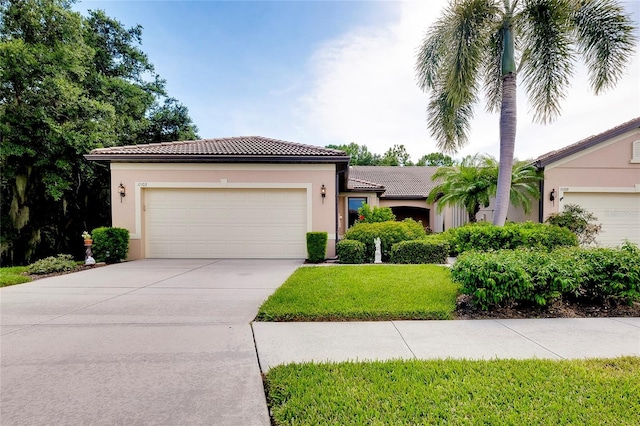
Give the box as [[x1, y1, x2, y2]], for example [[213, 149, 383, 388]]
[[347, 177, 386, 191], [348, 166, 440, 198], [535, 117, 640, 167], [86, 136, 348, 160]]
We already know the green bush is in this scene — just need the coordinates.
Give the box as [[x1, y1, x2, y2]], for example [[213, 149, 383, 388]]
[[344, 219, 427, 262], [336, 240, 366, 264], [356, 204, 396, 223], [443, 222, 577, 255], [390, 239, 449, 264], [577, 242, 640, 303], [306, 232, 328, 263], [28, 254, 77, 275], [546, 204, 602, 245], [92, 227, 130, 263], [451, 244, 640, 310]]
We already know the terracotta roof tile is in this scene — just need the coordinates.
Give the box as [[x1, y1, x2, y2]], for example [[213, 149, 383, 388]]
[[88, 136, 347, 158], [349, 166, 439, 198], [347, 177, 386, 191]]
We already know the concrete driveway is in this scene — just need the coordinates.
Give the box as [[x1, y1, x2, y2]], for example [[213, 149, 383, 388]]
[[1, 259, 302, 426]]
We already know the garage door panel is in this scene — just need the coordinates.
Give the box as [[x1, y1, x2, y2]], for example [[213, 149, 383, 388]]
[[562, 192, 640, 247], [145, 188, 307, 258]]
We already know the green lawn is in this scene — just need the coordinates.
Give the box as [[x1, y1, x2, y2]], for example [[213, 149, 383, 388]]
[[0, 266, 31, 287], [256, 265, 457, 321], [265, 357, 640, 425]]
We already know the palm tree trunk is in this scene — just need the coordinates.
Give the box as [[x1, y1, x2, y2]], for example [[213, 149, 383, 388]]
[[493, 72, 517, 226]]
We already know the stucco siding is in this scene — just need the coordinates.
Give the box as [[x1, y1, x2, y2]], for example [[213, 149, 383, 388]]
[[109, 163, 337, 259]]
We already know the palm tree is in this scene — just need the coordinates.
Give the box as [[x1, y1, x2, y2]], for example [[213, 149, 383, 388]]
[[427, 154, 495, 223], [416, 0, 636, 226], [482, 156, 542, 214], [428, 154, 541, 222]]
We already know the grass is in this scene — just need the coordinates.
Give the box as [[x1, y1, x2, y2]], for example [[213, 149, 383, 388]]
[[256, 265, 457, 321], [0, 266, 31, 287], [265, 357, 640, 425]]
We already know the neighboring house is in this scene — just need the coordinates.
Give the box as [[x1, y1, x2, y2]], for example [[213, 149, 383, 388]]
[[533, 117, 640, 247], [86, 118, 639, 260], [85, 137, 349, 259]]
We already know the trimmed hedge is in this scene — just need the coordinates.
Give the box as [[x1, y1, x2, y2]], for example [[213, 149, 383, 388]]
[[336, 239, 366, 264], [344, 219, 426, 262], [451, 243, 640, 310], [444, 222, 578, 255], [92, 227, 130, 263], [306, 232, 328, 263], [390, 239, 449, 264]]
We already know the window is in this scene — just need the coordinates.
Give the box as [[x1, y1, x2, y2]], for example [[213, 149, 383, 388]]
[[632, 140, 640, 163], [348, 197, 367, 227]]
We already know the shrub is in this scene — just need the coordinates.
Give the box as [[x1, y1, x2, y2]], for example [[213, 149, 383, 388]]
[[344, 219, 427, 262], [92, 227, 130, 263], [546, 204, 602, 245], [28, 254, 77, 275], [306, 232, 328, 263], [391, 239, 449, 264], [356, 204, 396, 223], [451, 243, 640, 310], [336, 239, 366, 264], [444, 222, 577, 255], [577, 242, 640, 303]]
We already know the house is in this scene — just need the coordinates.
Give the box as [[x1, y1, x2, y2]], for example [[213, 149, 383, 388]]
[[86, 118, 639, 260], [533, 117, 640, 247], [340, 166, 466, 235], [85, 137, 349, 259]]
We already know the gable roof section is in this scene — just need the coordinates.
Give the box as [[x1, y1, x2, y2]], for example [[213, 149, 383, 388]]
[[534, 117, 640, 168], [347, 177, 386, 192], [348, 166, 439, 199], [85, 136, 350, 166]]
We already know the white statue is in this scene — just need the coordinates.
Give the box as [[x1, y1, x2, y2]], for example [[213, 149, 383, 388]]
[[374, 237, 382, 264]]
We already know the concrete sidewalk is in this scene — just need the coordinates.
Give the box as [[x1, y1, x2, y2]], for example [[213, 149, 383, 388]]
[[253, 317, 640, 371]]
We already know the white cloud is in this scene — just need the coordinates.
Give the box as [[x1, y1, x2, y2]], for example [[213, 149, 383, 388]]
[[300, 0, 640, 162]]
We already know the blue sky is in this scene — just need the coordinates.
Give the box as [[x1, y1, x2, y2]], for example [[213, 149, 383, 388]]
[[76, 1, 640, 162]]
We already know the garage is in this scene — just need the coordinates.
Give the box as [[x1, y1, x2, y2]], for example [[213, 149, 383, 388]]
[[561, 192, 640, 247], [145, 188, 308, 258]]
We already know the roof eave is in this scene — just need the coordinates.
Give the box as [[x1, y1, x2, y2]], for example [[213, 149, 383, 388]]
[[84, 154, 351, 166], [535, 118, 640, 168]]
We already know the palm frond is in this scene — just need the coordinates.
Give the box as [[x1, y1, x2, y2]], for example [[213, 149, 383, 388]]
[[427, 88, 474, 153], [416, 0, 500, 152], [483, 24, 506, 113], [572, 0, 637, 94], [518, 0, 575, 124], [415, 19, 448, 91]]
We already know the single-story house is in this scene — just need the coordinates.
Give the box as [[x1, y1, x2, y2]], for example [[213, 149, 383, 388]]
[[533, 116, 640, 247], [340, 166, 467, 235], [86, 117, 639, 259], [85, 137, 350, 259]]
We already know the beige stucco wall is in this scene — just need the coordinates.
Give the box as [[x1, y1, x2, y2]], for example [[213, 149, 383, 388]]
[[541, 129, 640, 219], [337, 192, 380, 237], [109, 163, 338, 259], [477, 198, 539, 224]]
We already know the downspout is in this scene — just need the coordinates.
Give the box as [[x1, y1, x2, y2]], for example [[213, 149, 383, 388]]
[[334, 169, 343, 258], [538, 167, 544, 223]]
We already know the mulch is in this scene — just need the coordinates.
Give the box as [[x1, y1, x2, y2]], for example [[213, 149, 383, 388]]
[[455, 294, 640, 320], [26, 263, 108, 281]]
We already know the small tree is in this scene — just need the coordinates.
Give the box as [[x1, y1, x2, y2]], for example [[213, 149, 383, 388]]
[[546, 204, 602, 246], [356, 204, 396, 223]]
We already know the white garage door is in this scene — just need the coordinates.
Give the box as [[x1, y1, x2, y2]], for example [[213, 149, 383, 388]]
[[562, 192, 640, 247], [145, 188, 307, 258]]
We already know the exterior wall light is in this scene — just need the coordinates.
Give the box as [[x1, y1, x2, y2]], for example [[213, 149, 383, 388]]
[[118, 183, 126, 202], [321, 184, 326, 203], [549, 188, 556, 204]]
